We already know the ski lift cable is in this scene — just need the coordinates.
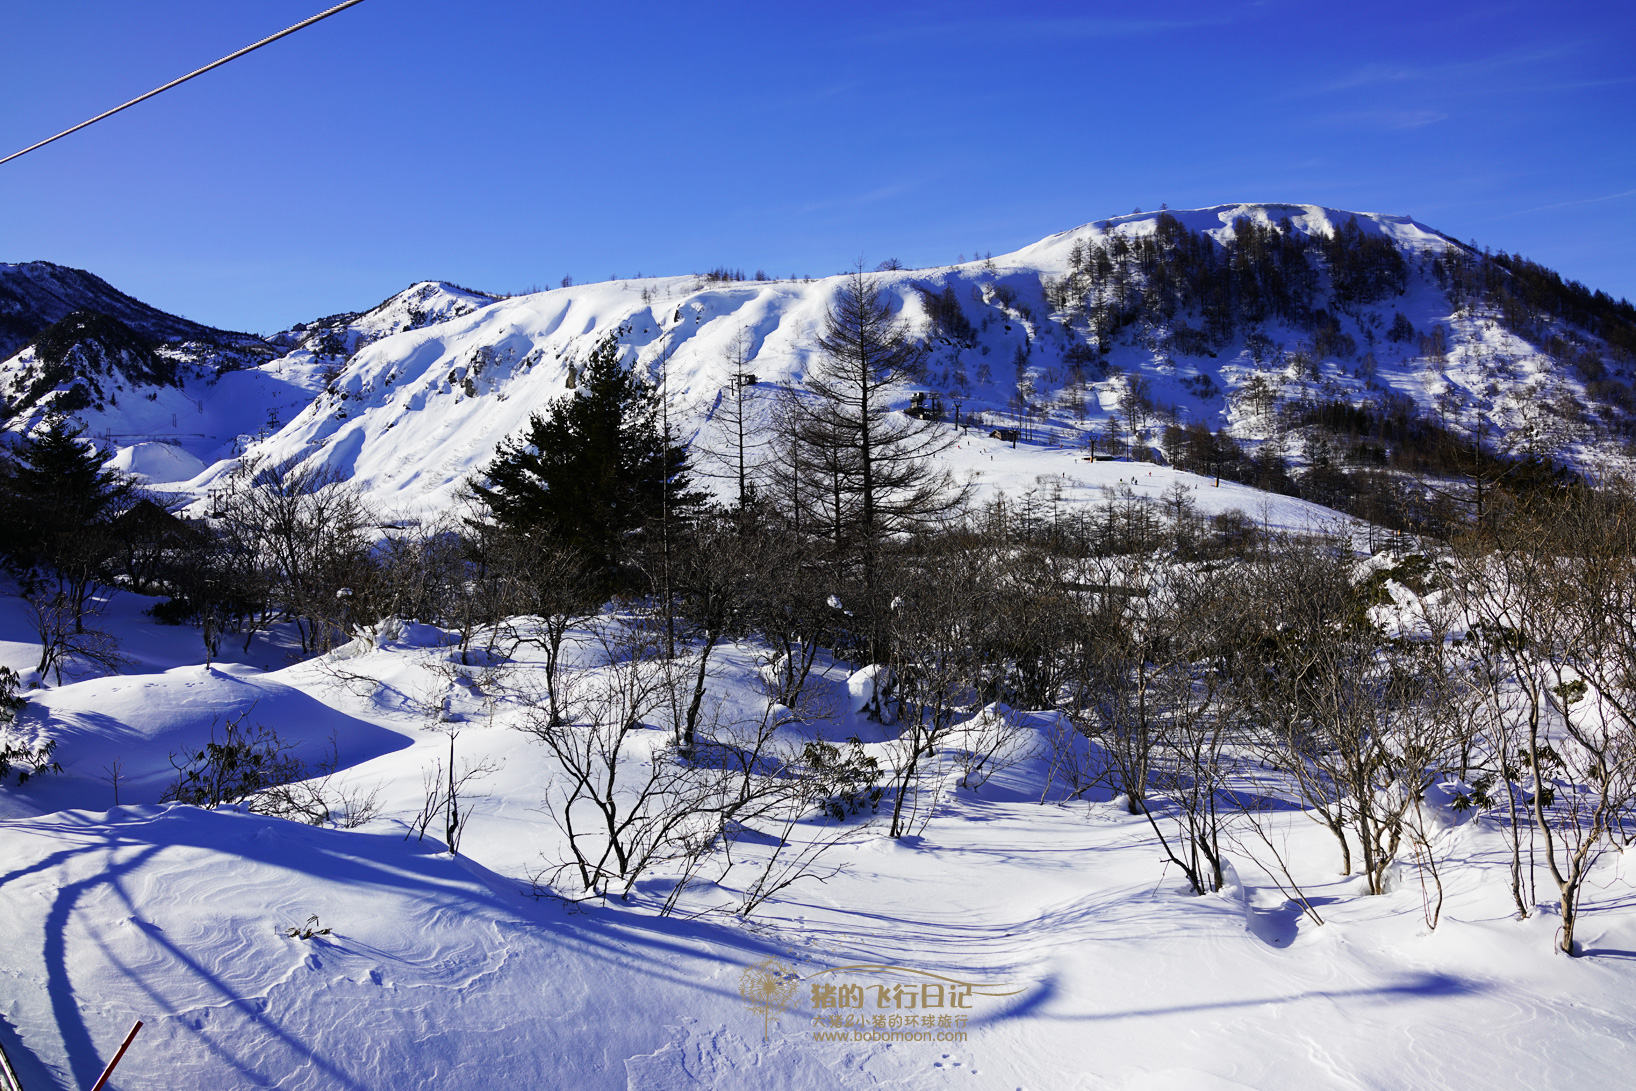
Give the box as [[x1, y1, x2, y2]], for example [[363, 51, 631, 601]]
[[0, 0, 369, 167]]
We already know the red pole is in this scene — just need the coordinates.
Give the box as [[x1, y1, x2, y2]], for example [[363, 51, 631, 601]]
[[89, 1021, 142, 1091]]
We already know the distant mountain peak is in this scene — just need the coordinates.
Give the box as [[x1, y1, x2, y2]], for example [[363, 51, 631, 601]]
[[273, 281, 502, 357], [0, 260, 269, 362], [8, 206, 1636, 528]]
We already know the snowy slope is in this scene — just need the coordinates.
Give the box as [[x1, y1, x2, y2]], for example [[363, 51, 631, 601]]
[[197, 203, 1620, 518], [0, 342, 330, 477], [7, 203, 1628, 516], [1, 590, 1633, 1090], [0, 282, 495, 481], [1007, 202, 1451, 266], [274, 280, 501, 355]]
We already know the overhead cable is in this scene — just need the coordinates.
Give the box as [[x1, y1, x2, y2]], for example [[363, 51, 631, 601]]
[[0, 0, 369, 167]]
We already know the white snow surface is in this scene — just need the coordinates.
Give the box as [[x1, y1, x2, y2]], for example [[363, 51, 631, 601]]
[[103, 441, 206, 483], [3, 208, 1634, 1085], [1, 584, 1634, 1090]]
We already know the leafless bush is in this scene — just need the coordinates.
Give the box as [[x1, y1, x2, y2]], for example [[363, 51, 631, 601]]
[[24, 581, 127, 685], [406, 729, 498, 855], [1226, 796, 1327, 927], [1039, 716, 1101, 803], [162, 713, 304, 809], [951, 704, 1037, 790], [216, 459, 376, 655], [1451, 486, 1636, 953], [254, 734, 384, 829], [523, 621, 713, 897], [1137, 563, 1240, 895]]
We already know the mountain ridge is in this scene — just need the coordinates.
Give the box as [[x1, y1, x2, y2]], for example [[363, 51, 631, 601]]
[[5, 204, 1632, 530], [0, 260, 271, 360]]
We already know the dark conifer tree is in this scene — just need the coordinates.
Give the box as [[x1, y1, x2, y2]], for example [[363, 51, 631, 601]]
[[471, 329, 695, 580], [0, 415, 131, 574]]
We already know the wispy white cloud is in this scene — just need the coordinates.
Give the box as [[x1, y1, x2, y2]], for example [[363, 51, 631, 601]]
[[1325, 109, 1449, 130], [1310, 45, 1577, 96], [1492, 189, 1636, 220]]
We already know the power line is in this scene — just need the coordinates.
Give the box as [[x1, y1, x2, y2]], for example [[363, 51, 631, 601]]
[[0, 0, 369, 167]]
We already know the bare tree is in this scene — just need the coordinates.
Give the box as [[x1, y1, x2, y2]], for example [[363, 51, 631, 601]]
[[24, 580, 126, 685], [218, 459, 376, 655], [785, 267, 969, 659], [523, 620, 710, 897], [406, 729, 498, 855], [1140, 563, 1239, 895], [483, 529, 598, 724], [1447, 527, 1544, 920], [1071, 553, 1164, 814], [883, 536, 1004, 836], [1232, 533, 1461, 894], [1228, 534, 1360, 871], [695, 330, 772, 527], [366, 515, 468, 628], [1457, 487, 1636, 953]]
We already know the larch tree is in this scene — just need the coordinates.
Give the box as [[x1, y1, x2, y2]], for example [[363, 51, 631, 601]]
[[787, 268, 967, 659], [694, 329, 772, 535]]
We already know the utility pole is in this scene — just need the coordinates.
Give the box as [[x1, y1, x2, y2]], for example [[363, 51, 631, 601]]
[[658, 329, 677, 660]]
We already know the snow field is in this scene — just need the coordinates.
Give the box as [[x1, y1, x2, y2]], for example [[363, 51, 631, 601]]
[[1, 585, 1634, 1089]]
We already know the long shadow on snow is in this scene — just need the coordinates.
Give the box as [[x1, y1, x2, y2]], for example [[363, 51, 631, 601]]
[[0, 1011, 61, 1091], [10, 805, 813, 1089], [14, 811, 370, 1090], [969, 970, 1474, 1026]]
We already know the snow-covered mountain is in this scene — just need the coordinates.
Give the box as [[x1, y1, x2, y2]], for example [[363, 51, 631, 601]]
[[6, 208, 1636, 1091], [270, 279, 501, 357], [8, 204, 1634, 504], [0, 261, 275, 431], [0, 280, 499, 483], [0, 260, 269, 362]]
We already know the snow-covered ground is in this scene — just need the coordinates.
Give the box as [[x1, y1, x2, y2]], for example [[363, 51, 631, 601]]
[[2, 583, 1633, 1090]]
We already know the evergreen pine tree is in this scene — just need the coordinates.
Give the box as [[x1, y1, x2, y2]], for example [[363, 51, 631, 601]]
[[471, 329, 694, 580], [0, 415, 131, 574]]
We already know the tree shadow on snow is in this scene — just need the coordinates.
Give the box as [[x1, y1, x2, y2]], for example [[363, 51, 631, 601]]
[[970, 971, 1474, 1027], [7, 804, 828, 1089]]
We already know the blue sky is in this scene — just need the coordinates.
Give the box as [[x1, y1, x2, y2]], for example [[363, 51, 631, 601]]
[[1, 1, 1631, 334]]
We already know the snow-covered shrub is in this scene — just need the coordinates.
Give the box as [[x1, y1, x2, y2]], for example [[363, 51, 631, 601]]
[[800, 737, 882, 820], [162, 714, 304, 809], [952, 703, 1039, 790], [847, 664, 897, 724], [0, 666, 59, 786]]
